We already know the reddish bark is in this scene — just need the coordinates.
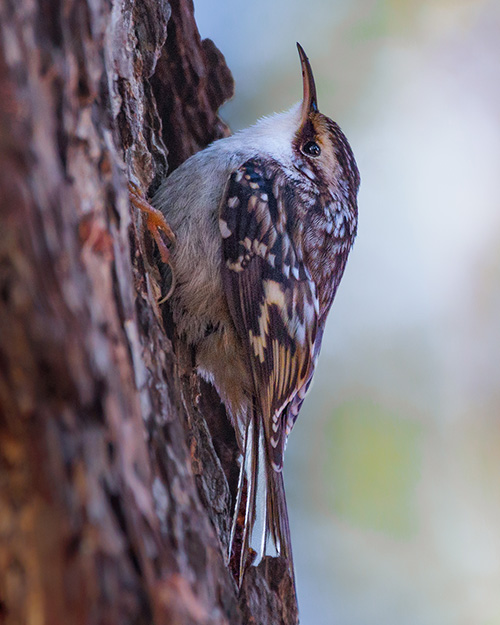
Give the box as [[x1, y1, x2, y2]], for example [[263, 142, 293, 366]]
[[0, 0, 298, 623]]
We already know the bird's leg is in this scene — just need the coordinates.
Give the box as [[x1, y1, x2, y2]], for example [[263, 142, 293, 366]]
[[128, 181, 175, 264]]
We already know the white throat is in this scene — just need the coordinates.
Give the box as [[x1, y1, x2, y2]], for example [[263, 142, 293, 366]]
[[220, 102, 302, 165]]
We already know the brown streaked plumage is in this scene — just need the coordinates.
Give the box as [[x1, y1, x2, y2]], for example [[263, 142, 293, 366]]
[[152, 43, 360, 591]]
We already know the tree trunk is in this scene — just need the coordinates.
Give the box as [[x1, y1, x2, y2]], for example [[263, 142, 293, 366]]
[[0, 1, 299, 624]]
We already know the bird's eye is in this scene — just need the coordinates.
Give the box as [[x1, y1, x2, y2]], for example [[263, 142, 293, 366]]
[[302, 141, 321, 157]]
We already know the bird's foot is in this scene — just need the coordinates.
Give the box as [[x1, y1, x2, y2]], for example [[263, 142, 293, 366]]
[[128, 181, 175, 264]]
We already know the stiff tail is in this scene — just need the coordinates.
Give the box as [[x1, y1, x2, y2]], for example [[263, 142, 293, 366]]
[[228, 413, 294, 587]]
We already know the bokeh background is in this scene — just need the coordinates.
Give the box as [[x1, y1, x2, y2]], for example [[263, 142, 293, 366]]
[[194, 2, 500, 623]]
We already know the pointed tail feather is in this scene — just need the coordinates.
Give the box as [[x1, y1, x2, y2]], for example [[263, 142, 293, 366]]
[[266, 462, 293, 563], [229, 413, 294, 587]]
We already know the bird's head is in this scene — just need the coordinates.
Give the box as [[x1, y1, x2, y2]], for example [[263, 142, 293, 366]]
[[292, 43, 360, 205]]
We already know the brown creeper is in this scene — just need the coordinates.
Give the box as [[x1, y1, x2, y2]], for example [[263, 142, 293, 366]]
[[153, 43, 360, 585]]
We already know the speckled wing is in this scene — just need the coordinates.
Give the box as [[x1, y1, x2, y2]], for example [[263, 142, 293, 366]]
[[219, 158, 319, 470]]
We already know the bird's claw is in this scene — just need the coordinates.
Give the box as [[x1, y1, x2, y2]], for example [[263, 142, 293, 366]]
[[128, 181, 175, 264]]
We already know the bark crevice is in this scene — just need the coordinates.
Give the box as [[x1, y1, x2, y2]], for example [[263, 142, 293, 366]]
[[0, 1, 299, 623]]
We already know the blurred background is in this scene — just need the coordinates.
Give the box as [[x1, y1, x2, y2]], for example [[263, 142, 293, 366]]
[[194, 1, 500, 623]]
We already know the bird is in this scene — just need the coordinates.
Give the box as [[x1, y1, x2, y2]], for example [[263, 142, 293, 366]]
[[152, 43, 360, 586]]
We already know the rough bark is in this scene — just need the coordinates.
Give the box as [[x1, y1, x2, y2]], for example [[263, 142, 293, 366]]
[[0, 1, 298, 624]]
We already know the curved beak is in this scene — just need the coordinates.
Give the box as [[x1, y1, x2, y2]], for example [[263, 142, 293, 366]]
[[297, 43, 318, 124]]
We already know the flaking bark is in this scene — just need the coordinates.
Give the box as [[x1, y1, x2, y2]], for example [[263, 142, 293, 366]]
[[0, 0, 299, 623]]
